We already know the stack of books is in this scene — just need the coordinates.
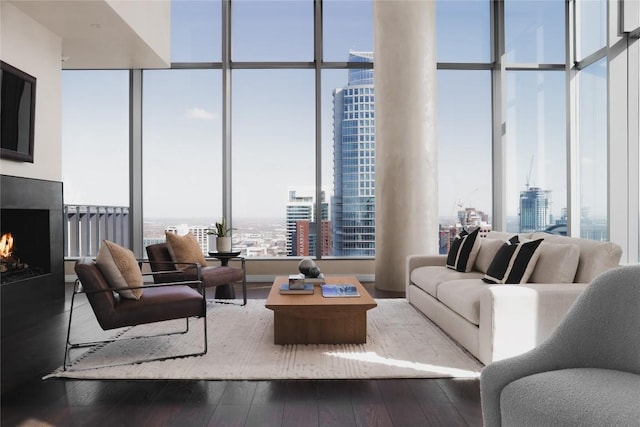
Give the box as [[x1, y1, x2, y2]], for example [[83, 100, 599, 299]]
[[288, 273, 325, 285], [279, 283, 314, 295]]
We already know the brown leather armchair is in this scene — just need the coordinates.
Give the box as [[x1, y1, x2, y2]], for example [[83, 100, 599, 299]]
[[146, 243, 246, 305], [65, 257, 207, 371]]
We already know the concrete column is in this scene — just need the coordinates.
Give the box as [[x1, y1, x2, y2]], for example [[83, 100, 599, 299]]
[[373, 0, 438, 291]]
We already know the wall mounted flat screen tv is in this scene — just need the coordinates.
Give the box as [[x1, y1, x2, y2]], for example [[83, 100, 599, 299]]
[[1, 61, 36, 163]]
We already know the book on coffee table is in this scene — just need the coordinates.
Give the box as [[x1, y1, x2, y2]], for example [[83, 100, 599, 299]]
[[321, 284, 360, 298], [288, 273, 325, 285], [279, 283, 314, 295]]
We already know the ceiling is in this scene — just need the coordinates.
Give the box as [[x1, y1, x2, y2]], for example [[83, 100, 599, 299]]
[[9, 0, 170, 69]]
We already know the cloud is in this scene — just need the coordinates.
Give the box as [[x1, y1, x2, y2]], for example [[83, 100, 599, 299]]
[[185, 107, 216, 121]]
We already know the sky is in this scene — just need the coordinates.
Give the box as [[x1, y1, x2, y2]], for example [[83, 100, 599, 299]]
[[61, 0, 606, 225]]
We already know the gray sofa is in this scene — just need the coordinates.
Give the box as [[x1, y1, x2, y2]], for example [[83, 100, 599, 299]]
[[406, 231, 623, 365], [480, 265, 640, 426]]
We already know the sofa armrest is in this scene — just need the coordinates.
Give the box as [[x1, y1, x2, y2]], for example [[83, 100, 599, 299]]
[[405, 254, 447, 295], [478, 283, 588, 365]]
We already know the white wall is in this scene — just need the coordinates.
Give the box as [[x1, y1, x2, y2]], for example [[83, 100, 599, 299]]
[[0, 2, 62, 182]]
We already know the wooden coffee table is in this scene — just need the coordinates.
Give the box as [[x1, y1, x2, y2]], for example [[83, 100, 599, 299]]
[[265, 276, 377, 345]]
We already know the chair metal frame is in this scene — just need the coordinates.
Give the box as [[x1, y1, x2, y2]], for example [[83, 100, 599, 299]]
[[146, 255, 248, 306], [63, 262, 208, 372], [206, 256, 247, 306]]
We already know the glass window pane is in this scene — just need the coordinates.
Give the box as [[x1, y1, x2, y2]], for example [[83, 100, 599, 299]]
[[437, 0, 491, 63], [505, 71, 567, 234], [504, 0, 565, 64], [232, 70, 315, 257], [323, 0, 373, 61], [578, 58, 608, 240], [232, 0, 313, 61], [142, 70, 222, 250], [437, 70, 492, 253], [577, 0, 607, 60], [62, 71, 129, 206], [171, 0, 221, 62]]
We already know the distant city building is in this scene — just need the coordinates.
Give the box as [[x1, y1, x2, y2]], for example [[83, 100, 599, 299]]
[[519, 187, 552, 232], [332, 51, 376, 256], [294, 220, 332, 256], [286, 190, 329, 256], [439, 207, 492, 254], [457, 207, 489, 230]]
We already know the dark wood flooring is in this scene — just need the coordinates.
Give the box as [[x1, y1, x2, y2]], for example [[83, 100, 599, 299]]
[[1, 282, 483, 427]]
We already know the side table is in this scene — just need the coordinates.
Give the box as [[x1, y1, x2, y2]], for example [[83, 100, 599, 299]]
[[207, 251, 247, 306]]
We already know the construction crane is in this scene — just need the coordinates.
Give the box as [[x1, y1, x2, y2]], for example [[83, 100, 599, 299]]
[[526, 155, 534, 190]]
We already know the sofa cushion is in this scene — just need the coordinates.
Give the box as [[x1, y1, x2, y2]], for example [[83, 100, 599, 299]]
[[529, 241, 580, 283], [474, 238, 506, 274], [446, 227, 481, 272], [437, 279, 487, 325], [411, 266, 484, 298], [531, 232, 622, 283], [483, 237, 543, 284]]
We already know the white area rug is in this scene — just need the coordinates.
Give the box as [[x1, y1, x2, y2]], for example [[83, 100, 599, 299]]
[[45, 299, 482, 380]]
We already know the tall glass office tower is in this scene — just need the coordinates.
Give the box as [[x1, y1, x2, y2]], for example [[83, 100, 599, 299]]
[[519, 186, 552, 232], [332, 52, 375, 256]]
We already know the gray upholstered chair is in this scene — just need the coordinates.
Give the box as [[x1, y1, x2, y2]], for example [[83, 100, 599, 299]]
[[480, 264, 640, 426]]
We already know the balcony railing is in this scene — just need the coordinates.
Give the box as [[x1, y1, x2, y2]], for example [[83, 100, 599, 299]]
[[64, 205, 129, 258]]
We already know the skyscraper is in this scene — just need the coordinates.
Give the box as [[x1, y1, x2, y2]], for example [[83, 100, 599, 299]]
[[332, 51, 376, 256], [285, 190, 329, 256], [519, 187, 552, 232]]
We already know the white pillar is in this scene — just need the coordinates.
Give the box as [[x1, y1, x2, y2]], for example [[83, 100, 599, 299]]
[[373, 0, 438, 291]]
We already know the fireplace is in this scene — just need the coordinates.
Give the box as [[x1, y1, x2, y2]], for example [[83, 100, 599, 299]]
[[1, 210, 51, 283], [0, 175, 64, 326]]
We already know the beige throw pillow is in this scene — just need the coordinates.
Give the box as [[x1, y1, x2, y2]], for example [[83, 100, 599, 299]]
[[165, 232, 208, 267], [95, 240, 144, 300]]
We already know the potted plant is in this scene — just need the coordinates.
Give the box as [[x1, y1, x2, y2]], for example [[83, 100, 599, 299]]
[[207, 218, 235, 253]]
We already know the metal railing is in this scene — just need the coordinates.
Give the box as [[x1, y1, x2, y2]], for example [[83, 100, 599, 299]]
[[64, 205, 129, 258]]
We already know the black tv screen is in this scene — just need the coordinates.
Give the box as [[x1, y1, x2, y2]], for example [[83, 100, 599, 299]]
[[1, 61, 36, 163]]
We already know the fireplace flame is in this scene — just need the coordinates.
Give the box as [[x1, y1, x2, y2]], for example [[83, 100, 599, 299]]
[[0, 233, 14, 258]]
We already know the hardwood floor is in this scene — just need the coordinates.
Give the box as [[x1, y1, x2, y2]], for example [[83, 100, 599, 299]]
[[1, 282, 483, 427]]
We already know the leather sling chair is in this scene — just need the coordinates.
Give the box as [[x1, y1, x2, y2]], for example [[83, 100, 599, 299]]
[[64, 257, 207, 371], [146, 243, 246, 305]]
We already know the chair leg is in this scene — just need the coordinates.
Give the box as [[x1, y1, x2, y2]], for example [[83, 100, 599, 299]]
[[211, 259, 247, 306], [241, 258, 247, 306]]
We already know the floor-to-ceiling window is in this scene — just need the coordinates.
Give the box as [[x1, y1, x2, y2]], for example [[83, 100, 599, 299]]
[[230, 2, 315, 258], [60, 0, 640, 265]]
